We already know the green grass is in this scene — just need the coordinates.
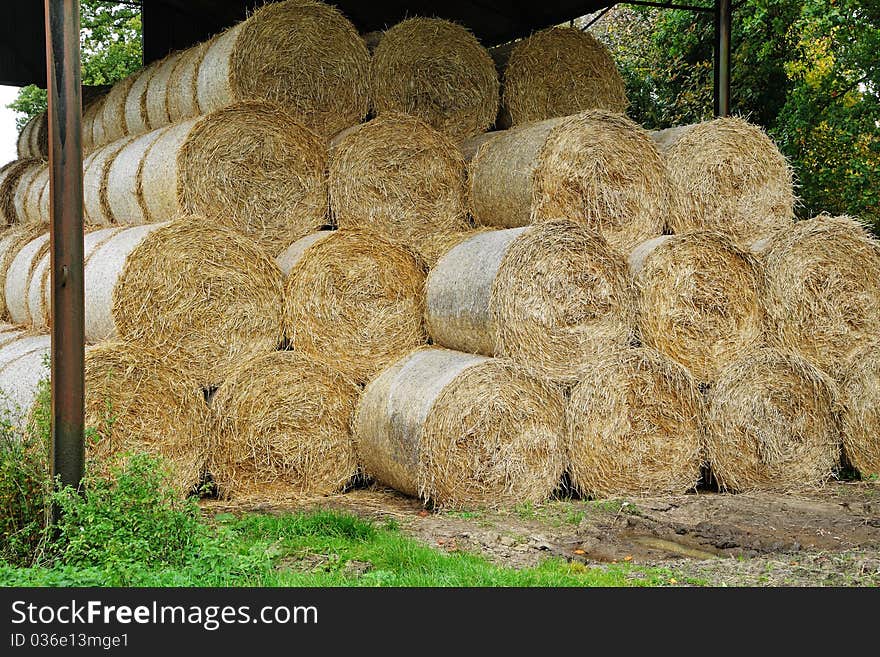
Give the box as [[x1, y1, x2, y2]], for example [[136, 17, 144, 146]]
[[0, 509, 681, 587]]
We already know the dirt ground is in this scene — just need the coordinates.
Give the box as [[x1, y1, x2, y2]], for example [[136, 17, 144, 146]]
[[202, 481, 880, 586]]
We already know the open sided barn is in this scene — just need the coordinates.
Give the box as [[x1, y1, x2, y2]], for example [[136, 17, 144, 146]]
[[1, 1, 878, 588]]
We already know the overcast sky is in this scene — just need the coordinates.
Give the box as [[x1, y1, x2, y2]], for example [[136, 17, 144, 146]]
[[0, 86, 21, 166]]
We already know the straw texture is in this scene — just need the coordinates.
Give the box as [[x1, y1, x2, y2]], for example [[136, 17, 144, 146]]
[[838, 340, 880, 478]]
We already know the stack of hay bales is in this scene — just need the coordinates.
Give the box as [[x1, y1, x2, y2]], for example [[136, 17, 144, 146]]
[[17, 86, 110, 159], [1, 217, 285, 387], [38, 0, 370, 152], [4, 102, 327, 254]]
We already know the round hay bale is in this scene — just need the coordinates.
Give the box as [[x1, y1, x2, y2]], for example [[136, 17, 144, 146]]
[[102, 102, 327, 252], [85, 340, 209, 494], [761, 215, 880, 374], [197, 0, 370, 140], [1, 160, 43, 226], [566, 346, 704, 498], [372, 17, 499, 143], [464, 110, 671, 253], [109, 217, 285, 386], [10, 161, 45, 226], [124, 59, 162, 139], [630, 231, 765, 383], [0, 223, 46, 321], [210, 351, 360, 499], [280, 229, 427, 383], [427, 220, 635, 385], [167, 40, 209, 122], [706, 347, 840, 492], [652, 117, 794, 245], [503, 27, 628, 126], [99, 71, 139, 144], [82, 143, 123, 226], [23, 166, 49, 224], [354, 348, 566, 509], [4, 233, 49, 325], [16, 113, 48, 160], [329, 113, 471, 251], [145, 52, 183, 130], [0, 331, 50, 428], [838, 341, 880, 478]]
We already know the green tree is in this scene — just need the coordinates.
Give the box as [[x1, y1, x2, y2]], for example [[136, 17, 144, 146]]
[[7, 0, 142, 129], [594, 0, 880, 229]]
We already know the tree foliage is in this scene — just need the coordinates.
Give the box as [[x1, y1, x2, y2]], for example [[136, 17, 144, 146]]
[[592, 0, 880, 228], [7, 0, 142, 130]]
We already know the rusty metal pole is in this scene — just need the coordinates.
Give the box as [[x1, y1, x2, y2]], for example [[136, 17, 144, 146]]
[[45, 0, 85, 513], [714, 0, 732, 117]]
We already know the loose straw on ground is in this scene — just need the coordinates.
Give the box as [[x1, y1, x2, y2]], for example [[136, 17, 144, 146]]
[[371, 17, 499, 143], [629, 231, 765, 383], [464, 110, 672, 253], [503, 27, 627, 126], [566, 346, 704, 498], [279, 229, 427, 383], [706, 347, 840, 493], [427, 220, 635, 384], [652, 117, 794, 245], [210, 351, 361, 499], [354, 348, 566, 509]]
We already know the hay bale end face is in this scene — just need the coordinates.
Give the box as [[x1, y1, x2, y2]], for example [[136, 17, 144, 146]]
[[354, 348, 566, 509], [330, 113, 471, 251], [706, 347, 840, 493], [653, 117, 794, 245], [427, 220, 635, 385], [839, 341, 880, 478], [371, 17, 499, 143], [503, 27, 628, 126], [85, 340, 209, 494], [280, 229, 427, 384], [566, 346, 704, 498], [630, 231, 765, 384], [761, 215, 880, 374], [465, 110, 671, 253], [111, 217, 286, 386], [210, 351, 360, 499]]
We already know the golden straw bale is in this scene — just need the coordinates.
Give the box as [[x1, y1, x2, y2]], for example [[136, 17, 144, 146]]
[[329, 113, 471, 250], [629, 231, 765, 383], [566, 346, 704, 498], [652, 117, 794, 245], [503, 27, 627, 125], [705, 347, 840, 493], [464, 110, 671, 253], [279, 229, 427, 384], [210, 351, 360, 499], [85, 340, 209, 494], [372, 17, 499, 143], [838, 340, 880, 478], [761, 215, 880, 374], [354, 348, 566, 509], [427, 220, 635, 384]]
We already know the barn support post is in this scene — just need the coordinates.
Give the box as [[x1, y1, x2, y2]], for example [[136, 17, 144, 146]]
[[714, 0, 732, 116], [45, 0, 85, 517]]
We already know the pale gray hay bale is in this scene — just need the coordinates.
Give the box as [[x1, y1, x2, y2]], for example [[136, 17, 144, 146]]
[[124, 60, 161, 139], [196, 24, 243, 115], [275, 231, 331, 275], [0, 333, 50, 425], [24, 166, 49, 224], [167, 43, 206, 122], [84, 223, 165, 342], [82, 149, 105, 225], [0, 324, 26, 348], [139, 118, 200, 222], [12, 164, 43, 225], [4, 233, 49, 325], [105, 129, 169, 225], [100, 73, 139, 144], [146, 53, 183, 129]]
